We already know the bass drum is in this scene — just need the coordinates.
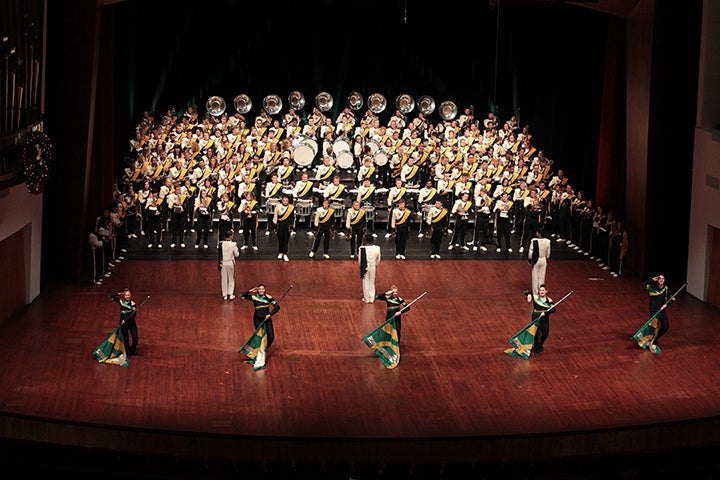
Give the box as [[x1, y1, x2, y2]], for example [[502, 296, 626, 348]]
[[336, 150, 354, 170], [374, 151, 388, 166], [332, 136, 351, 156], [366, 140, 380, 155], [292, 139, 318, 167]]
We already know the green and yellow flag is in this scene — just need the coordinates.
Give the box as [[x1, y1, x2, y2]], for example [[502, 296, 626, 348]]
[[632, 317, 661, 352], [92, 326, 129, 367], [362, 318, 400, 369], [504, 319, 539, 359], [239, 323, 268, 371]]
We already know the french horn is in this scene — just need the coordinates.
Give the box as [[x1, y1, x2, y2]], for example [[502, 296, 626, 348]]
[[315, 92, 333, 112], [418, 95, 436, 115], [368, 93, 387, 114], [288, 91, 305, 110], [206, 96, 226, 116], [263, 94, 282, 115], [348, 91, 364, 110], [233, 94, 252, 114], [439, 100, 458, 121], [395, 94, 415, 114]]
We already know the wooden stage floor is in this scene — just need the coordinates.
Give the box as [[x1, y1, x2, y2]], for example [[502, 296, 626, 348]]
[[1, 256, 720, 473]]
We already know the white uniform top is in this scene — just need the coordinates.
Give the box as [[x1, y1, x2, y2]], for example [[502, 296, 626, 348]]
[[220, 239, 239, 263]]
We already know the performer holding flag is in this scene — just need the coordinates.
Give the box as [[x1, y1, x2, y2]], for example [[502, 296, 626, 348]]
[[505, 287, 573, 359], [94, 291, 149, 366], [362, 287, 428, 369], [238, 284, 290, 370], [634, 275, 686, 353]]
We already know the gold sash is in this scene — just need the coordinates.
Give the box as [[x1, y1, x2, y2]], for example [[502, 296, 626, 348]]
[[319, 208, 335, 224], [330, 184, 346, 199], [432, 208, 448, 223], [350, 209, 366, 225], [298, 181, 313, 197], [360, 186, 375, 201], [277, 204, 295, 221], [395, 209, 411, 225]]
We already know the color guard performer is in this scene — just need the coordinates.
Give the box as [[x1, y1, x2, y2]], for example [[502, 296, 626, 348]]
[[240, 284, 280, 349]]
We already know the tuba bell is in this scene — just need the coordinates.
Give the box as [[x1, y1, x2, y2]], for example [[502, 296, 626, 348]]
[[348, 91, 364, 110], [439, 100, 458, 121], [206, 96, 226, 116], [315, 92, 334, 112], [288, 91, 305, 110], [263, 94, 282, 115], [368, 93, 387, 114], [233, 94, 252, 114], [418, 95, 436, 115], [395, 94, 415, 114]]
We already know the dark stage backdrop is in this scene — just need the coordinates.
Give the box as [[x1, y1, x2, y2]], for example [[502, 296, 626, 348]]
[[111, 0, 607, 198]]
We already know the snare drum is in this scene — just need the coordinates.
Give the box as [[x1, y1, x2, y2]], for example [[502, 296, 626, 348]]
[[266, 198, 280, 215], [296, 199, 313, 217], [331, 202, 346, 218], [374, 151, 388, 166], [364, 205, 375, 221], [336, 150, 354, 170], [332, 136, 351, 155]]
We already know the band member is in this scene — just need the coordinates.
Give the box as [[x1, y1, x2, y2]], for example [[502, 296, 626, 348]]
[[346, 200, 367, 258], [145, 193, 164, 248], [240, 284, 280, 349], [357, 155, 376, 185], [391, 199, 412, 259], [219, 229, 240, 300], [309, 198, 334, 259], [264, 172, 284, 236], [216, 192, 235, 242], [356, 178, 377, 236], [293, 171, 315, 235], [376, 285, 409, 342], [272, 195, 294, 261], [642, 274, 673, 352], [528, 229, 552, 294], [494, 192, 513, 253], [238, 190, 259, 250], [428, 199, 449, 259], [277, 155, 295, 186], [472, 187, 492, 251], [166, 185, 190, 248], [385, 177, 408, 238], [194, 189, 213, 249], [417, 179, 438, 238], [110, 288, 138, 356], [524, 285, 554, 355], [315, 155, 336, 186], [359, 233, 382, 303], [449, 191, 472, 250], [323, 175, 347, 234]]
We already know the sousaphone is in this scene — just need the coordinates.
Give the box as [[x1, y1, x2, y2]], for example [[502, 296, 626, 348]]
[[288, 91, 305, 110], [206, 96, 226, 116], [348, 91, 364, 110], [233, 94, 252, 114], [418, 95, 436, 115], [439, 100, 458, 121], [315, 92, 333, 112], [395, 94, 415, 114], [263, 94, 282, 115], [368, 93, 387, 114]]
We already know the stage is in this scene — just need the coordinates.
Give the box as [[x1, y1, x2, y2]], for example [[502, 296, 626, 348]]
[[1, 251, 719, 477]]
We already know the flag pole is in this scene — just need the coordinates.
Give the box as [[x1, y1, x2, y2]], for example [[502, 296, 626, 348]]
[[550, 290, 574, 309], [399, 290, 429, 314]]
